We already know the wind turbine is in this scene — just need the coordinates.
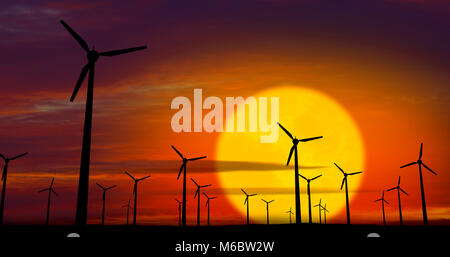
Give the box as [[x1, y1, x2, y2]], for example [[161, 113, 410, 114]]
[[322, 203, 330, 224], [191, 178, 211, 226], [286, 207, 293, 224], [0, 152, 28, 225], [241, 189, 257, 225], [334, 163, 362, 225], [313, 198, 323, 224], [38, 177, 58, 225], [386, 176, 408, 226], [261, 199, 274, 225], [278, 122, 322, 224], [299, 174, 322, 224], [400, 143, 437, 226], [171, 145, 206, 227], [96, 183, 116, 225], [122, 199, 132, 225], [374, 191, 390, 226], [125, 172, 150, 225], [60, 20, 147, 226], [175, 198, 182, 227], [203, 193, 217, 226]]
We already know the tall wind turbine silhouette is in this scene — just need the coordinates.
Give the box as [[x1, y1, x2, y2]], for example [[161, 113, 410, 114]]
[[400, 143, 437, 226], [175, 198, 182, 227], [313, 198, 323, 224], [171, 145, 206, 227], [261, 199, 274, 225], [241, 189, 257, 225], [334, 163, 362, 225], [38, 177, 58, 225], [322, 203, 330, 224], [299, 174, 322, 224], [60, 20, 147, 226], [125, 172, 150, 225], [191, 178, 211, 226], [278, 122, 322, 224], [203, 193, 217, 226], [122, 199, 132, 225], [0, 152, 28, 225], [386, 176, 408, 226], [96, 183, 116, 225], [374, 191, 390, 226], [286, 207, 293, 224]]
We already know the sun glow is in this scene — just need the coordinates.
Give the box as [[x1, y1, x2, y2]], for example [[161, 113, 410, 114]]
[[215, 86, 365, 224]]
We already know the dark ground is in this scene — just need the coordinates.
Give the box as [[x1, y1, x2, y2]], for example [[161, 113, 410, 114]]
[[0, 224, 448, 255]]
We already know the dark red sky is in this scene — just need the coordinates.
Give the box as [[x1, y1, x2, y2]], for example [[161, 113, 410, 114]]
[[0, 0, 449, 225]]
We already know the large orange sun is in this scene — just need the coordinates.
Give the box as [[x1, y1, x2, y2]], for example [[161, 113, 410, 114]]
[[215, 86, 365, 224]]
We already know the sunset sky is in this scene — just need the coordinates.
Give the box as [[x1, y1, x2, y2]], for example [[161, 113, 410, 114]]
[[0, 0, 449, 226]]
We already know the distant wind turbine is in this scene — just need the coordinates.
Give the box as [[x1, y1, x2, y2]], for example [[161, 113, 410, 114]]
[[286, 207, 293, 224], [203, 193, 217, 226], [125, 171, 150, 225], [322, 203, 330, 224], [386, 176, 408, 226], [299, 174, 322, 224], [122, 199, 132, 225], [191, 178, 211, 226], [313, 198, 323, 224], [400, 143, 437, 226], [334, 163, 362, 225], [38, 177, 58, 225], [171, 145, 206, 227], [0, 152, 28, 225], [374, 191, 390, 226], [174, 198, 182, 227], [278, 122, 322, 224], [96, 183, 116, 225], [241, 189, 257, 225], [60, 20, 147, 226], [261, 199, 274, 225]]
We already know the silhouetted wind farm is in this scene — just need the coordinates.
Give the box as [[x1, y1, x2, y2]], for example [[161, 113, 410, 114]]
[[278, 122, 322, 224], [374, 191, 390, 226], [241, 189, 257, 225], [60, 20, 147, 226], [125, 172, 150, 225], [386, 176, 408, 226], [96, 183, 116, 225], [334, 163, 362, 225], [0, 152, 28, 225], [400, 143, 437, 226], [299, 174, 322, 224], [38, 177, 58, 225]]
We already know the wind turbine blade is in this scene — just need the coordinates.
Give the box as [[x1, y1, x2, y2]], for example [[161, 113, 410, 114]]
[[422, 163, 437, 175], [210, 197, 217, 199], [419, 143, 423, 160], [177, 163, 184, 180], [194, 189, 199, 198], [313, 204, 319, 207], [348, 171, 362, 176], [188, 156, 206, 161], [0, 153, 5, 160], [10, 152, 28, 160], [70, 63, 89, 102], [138, 175, 151, 181], [374, 199, 381, 202], [52, 189, 58, 196], [99, 46, 147, 56], [125, 171, 136, 180], [340, 178, 345, 190], [171, 145, 184, 159], [250, 194, 258, 197], [106, 185, 117, 190], [96, 183, 105, 190], [299, 136, 323, 142], [268, 200, 274, 203], [205, 200, 209, 207], [398, 176, 401, 186], [311, 174, 322, 181], [244, 197, 248, 205], [262, 199, 267, 203], [38, 188, 48, 193], [191, 178, 198, 186], [400, 162, 417, 168], [384, 199, 391, 206], [277, 122, 293, 139], [201, 184, 212, 188], [203, 192, 208, 198], [334, 163, 345, 174], [286, 146, 294, 166], [241, 188, 248, 195], [50, 177, 54, 187], [298, 173, 307, 181], [60, 20, 89, 52], [399, 188, 408, 195], [386, 187, 396, 192]]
